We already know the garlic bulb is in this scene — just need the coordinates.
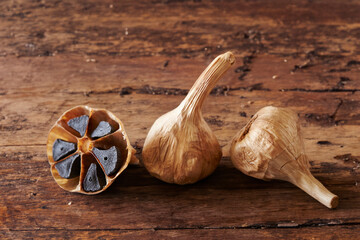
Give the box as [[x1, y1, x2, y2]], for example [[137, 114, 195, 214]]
[[230, 106, 339, 208], [47, 105, 138, 194], [142, 52, 235, 184]]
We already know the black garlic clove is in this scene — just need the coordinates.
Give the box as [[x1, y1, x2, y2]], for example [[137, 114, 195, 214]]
[[83, 163, 106, 192], [52, 139, 77, 161], [92, 146, 122, 176], [55, 154, 81, 179], [67, 115, 89, 137], [90, 121, 113, 139]]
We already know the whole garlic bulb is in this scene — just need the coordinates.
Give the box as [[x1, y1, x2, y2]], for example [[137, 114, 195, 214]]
[[230, 106, 339, 208], [142, 52, 235, 184]]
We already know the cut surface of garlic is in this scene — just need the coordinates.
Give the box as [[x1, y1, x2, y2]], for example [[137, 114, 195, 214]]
[[230, 106, 339, 208], [142, 52, 235, 185], [47, 105, 138, 194]]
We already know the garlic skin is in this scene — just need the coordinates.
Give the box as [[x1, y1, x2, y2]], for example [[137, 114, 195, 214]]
[[142, 52, 235, 185], [230, 106, 339, 208]]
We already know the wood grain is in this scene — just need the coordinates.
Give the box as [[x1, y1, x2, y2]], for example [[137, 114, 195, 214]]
[[1, 226, 359, 240], [0, 0, 359, 239]]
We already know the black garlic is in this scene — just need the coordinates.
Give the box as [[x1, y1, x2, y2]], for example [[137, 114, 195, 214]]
[[55, 154, 81, 179], [67, 115, 89, 137], [91, 121, 113, 139], [83, 163, 106, 192], [92, 146, 122, 176], [52, 139, 77, 161]]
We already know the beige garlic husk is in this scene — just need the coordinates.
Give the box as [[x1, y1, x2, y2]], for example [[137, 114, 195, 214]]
[[142, 52, 235, 184], [230, 106, 339, 208]]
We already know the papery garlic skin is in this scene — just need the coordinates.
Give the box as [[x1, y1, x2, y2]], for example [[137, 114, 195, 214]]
[[142, 109, 222, 184], [142, 52, 235, 185], [230, 106, 339, 208], [231, 106, 307, 180]]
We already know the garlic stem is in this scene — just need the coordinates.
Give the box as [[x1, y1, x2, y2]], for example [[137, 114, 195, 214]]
[[282, 161, 339, 209], [179, 52, 235, 115]]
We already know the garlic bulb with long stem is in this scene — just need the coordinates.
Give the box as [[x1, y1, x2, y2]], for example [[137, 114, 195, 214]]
[[230, 106, 339, 208], [142, 52, 235, 185]]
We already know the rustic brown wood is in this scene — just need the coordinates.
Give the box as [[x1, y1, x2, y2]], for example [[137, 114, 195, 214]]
[[1, 226, 359, 240], [0, 0, 359, 239]]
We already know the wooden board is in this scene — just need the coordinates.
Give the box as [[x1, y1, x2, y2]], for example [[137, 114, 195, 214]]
[[0, 0, 359, 239]]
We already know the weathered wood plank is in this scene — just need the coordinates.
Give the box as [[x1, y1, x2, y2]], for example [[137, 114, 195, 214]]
[[0, 145, 359, 231], [0, 55, 359, 96], [0, 0, 359, 59], [1, 91, 359, 146], [1, 226, 359, 240], [1, 0, 359, 238]]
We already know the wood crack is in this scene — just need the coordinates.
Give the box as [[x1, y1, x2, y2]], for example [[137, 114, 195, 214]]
[[280, 88, 359, 93], [330, 99, 344, 120], [65, 83, 272, 97], [0, 144, 45, 147], [5, 220, 360, 232]]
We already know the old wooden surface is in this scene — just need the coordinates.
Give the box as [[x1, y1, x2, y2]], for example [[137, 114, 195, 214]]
[[0, 0, 359, 239]]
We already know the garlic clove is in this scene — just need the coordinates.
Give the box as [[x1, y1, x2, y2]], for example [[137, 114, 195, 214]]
[[67, 115, 89, 137], [230, 106, 339, 208], [90, 121, 114, 139], [83, 162, 106, 192], [142, 52, 235, 185], [54, 154, 81, 179], [92, 146, 122, 176], [52, 139, 77, 162]]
